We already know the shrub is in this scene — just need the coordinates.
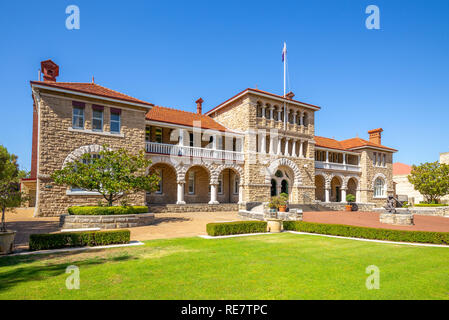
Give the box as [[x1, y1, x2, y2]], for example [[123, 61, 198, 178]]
[[67, 206, 149, 215], [414, 203, 448, 207], [346, 194, 356, 203], [283, 221, 449, 245], [29, 230, 131, 251], [207, 221, 267, 236]]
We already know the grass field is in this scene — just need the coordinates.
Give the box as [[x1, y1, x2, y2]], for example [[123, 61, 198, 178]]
[[1, 233, 449, 300]]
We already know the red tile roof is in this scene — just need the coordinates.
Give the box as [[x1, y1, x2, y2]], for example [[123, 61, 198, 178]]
[[30, 81, 153, 107], [146, 106, 228, 132], [393, 163, 412, 175], [315, 136, 397, 152]]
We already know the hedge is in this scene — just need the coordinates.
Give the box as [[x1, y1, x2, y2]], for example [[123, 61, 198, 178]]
[[414, 204, 448, 207], [68, 206, 149, 216], [283, 221, 449, 245], [206, 221, 267, 236], [29, 230, 131, 251]]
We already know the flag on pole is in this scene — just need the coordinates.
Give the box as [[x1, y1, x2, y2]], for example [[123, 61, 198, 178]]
[[282, 42, 287, 62]]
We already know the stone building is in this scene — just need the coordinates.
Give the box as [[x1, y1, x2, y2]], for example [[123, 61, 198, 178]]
[[26, 60, 397, 216]]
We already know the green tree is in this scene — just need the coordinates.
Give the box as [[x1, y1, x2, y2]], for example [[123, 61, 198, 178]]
[[408, 162, 449, 204], [52, 146, 160, 206], [0, 145, 27, 232]]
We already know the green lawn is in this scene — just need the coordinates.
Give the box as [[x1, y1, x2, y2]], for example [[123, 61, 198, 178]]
[[1, 233, 449, 299]]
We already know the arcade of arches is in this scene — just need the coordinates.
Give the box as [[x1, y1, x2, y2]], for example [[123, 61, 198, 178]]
[[314, 174, 360, 203]]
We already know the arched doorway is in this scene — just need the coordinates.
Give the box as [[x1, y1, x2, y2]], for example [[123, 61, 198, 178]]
[[271, 179, 277, 197], [347, 178, 358, 201], [184, 165, 210, 204], [315, 175, 325, 202], [331, 176, 343, 202], [147, 163, 177, 204]]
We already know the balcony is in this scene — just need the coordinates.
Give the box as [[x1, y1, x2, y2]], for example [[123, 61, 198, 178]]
[[146, 142, 244, 162], [315, 161, 361, 173]]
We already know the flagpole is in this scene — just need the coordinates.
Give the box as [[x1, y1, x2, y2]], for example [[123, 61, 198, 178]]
[[283, 42, 287, 129]]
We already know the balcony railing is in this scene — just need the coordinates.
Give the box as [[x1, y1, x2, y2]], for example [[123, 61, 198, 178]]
[[146, 142, 244, 162], [315, 161, 361, 173]]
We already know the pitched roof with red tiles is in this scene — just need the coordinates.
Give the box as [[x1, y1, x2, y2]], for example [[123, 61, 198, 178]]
[[30, 81, 153, 107], [315, 136, 397, 152], [205, 88, 321, 116], [146, 106, 229, 132], [393, 162, 412, 175]]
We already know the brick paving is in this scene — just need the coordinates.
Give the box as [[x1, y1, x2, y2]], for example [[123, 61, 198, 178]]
[[6, 209, 449, 251]]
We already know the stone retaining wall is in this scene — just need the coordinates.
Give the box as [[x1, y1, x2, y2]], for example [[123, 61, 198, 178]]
[[317, 202, 376, 212], [239, 210, 303, 221], [379, 213, 414, 226], [60, 213, 155, 230], [148, 204, 239, 213]]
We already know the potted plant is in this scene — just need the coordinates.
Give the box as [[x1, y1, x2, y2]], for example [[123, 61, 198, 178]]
[[0, 146, 27, 255], [268, 197, 279, 216], [278, 193, 289, 212], [345, 194, 356, 211], [266, 196, 283, 233]]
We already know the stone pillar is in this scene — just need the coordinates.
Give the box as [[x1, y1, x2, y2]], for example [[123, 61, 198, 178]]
[[326, 151, 329, 163], [262, 106, 266, 118], [269, 135, 275, 155], [299, 140, 303, 158], [341, 188, 347, 203], [284, 138, 290, 156], [176, 182, 186, 205], [293, 111, 297, 125], [291, 139, 297, 157], [269, 107, 274, 120], [356, 189, 361, 203], [260, 133, 267, 154], [343, 153, 346, 165], [277, 108, 282, 122], [238, 184, 244, 204], [300, 111, 304, 126], [325, 188, 330, 203], [277, 138, 282, 155], [209, 184, 219, 204]]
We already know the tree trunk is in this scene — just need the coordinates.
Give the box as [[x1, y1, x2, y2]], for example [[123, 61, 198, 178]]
[[1, 207, 6, 232], [108, 195, 113, 207]]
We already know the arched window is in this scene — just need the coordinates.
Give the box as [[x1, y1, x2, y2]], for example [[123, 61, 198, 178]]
[[374, 178, 386, 198]]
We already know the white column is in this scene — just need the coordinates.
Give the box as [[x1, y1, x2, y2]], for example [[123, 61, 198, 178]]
[[262, 106, 266, 118], [260, 133, 267, 154], [269, 107, 274, 120], [299, 139, 303, 158], [325, 188, 330, 203], [326, 151, 329, 163], [209, 184, 219, 204], [277, 138, 282, 155], [291, 139, 297, 157], [176, 183, 185, 205], [238, 184, 244, 204], [269, 136, 275, 155], [277, 108, 282, 122], [343, 153, 346, 165], [341, 189, 347, 203], [284, 138, 290, 156], [300, 111, 304, 126]]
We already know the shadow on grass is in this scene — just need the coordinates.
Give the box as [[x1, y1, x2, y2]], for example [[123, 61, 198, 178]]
[[0, 251, 136, 292]]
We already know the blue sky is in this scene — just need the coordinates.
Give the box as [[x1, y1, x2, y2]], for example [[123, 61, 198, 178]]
[[0, 0, 448, 171]]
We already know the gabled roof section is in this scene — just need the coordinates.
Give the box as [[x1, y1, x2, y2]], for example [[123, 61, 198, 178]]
[[315, 136, 397, 152], [205, 88, 321, 116], [30, 81, 153, 108], [146, 105, 229, 132], [393, 163, 412, 175]]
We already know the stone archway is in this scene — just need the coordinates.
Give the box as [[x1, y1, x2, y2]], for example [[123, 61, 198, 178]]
[[265, 158, 301, 186], [62, 144, 105, 167], [315, 174, 326, 202]]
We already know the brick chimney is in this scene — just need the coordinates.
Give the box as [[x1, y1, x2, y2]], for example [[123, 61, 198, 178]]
[[196, 98, 204, 115], [41, 60, 59, 82], [286, 91, 295, 99], [368, 128, 383, 145]]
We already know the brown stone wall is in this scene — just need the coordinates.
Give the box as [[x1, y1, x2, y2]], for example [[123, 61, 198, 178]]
[[146, 163, 177, 204], [184, 166, 210, 203], [35, 92, 147, 216]]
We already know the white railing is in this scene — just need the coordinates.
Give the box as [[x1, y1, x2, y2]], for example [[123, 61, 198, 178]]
[[315, 161, 361, 172], [146, 142, 244, 162]]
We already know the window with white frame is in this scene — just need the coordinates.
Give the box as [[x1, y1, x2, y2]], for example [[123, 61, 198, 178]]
[[110, 109, 121, 134], [72, 107, 84, 129], [92, 108, 104, 132], [374, 177, 386, 198], [188, 171, 195, 194], [70, 153, 101, 192], [233, 175, 240, 195]]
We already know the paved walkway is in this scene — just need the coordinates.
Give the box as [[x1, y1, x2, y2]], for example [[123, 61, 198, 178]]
[[6, 209, 449, 251]]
